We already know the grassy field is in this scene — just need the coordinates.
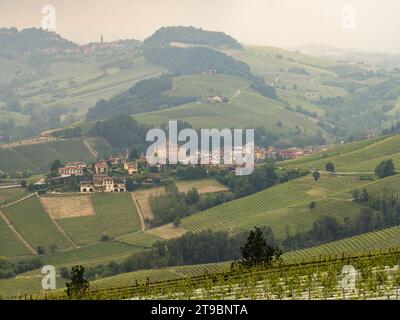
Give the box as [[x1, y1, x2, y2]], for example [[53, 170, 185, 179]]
[[181, 174, 369, 237], [0, 274, 67, 299], [0, 210, 32, 258], [17, 55, 164, 116], [2, 196, 72, 252], [117, 231, 163, 248], [0, 187, 29, 206], [56, 193, 142, 246], [134, 73, 328, 139], [40, 241, 140, 268], [280, 134, 400, 172]]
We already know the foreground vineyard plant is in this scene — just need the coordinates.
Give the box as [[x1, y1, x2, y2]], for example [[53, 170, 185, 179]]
[[30, 248, 400, 300]]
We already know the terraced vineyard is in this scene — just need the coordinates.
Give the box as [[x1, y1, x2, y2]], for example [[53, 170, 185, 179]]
[[0, 138, 96, 174], [281, 134, 400, 172], [182, 175, 369, 236], [365, 174, 400, 194], [285, 226, 400, 261]]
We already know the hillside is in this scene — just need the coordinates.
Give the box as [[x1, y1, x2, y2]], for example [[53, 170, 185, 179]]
[[134, 73, 326, 138], [280, 134, 400, 172], [0, 138, 96, 174], [142, 26, 243, 49]]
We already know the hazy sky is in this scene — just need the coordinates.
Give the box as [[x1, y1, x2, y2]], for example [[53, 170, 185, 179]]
[[0, 0, 399, 52]]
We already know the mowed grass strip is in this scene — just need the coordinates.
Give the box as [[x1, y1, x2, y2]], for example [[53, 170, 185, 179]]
[[57, 193, 142, 246], [2, 196, 72, 251]]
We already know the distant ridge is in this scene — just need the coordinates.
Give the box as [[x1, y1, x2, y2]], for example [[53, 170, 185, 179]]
[[143, 26, 243, 49]]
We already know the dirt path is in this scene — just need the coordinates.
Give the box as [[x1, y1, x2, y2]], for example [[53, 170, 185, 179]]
[[83, 139, 98, 158], [131, 192, 146, 231], [0, 208, 36, 255]]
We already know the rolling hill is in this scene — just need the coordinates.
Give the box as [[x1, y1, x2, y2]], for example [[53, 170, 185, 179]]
[[280, 134, 400, 172]]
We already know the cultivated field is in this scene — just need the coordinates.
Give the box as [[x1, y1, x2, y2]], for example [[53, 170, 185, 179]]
[[182, 174, 369, 237], [0, 138, 96, 174], [40, 195, 95, 219], [0, 187, 29, 207], [56, 193, 142, 246], [280, 134, 400, 172], [133, 178, 228, 223], [2, 196, 73, 251]]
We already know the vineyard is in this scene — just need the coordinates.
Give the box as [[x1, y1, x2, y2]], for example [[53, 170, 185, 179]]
[[281, 134, 400, 172], [182, 175, 368, 236], [38, 249, 400, 300], [0, 138, 96, 174], [2, 196, 73, 251], [55, 192, 142, 246]]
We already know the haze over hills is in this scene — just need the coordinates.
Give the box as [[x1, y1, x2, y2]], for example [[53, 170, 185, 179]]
[[2, 24, 400, 300]]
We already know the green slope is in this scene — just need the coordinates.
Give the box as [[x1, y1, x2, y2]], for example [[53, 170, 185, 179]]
[[281, 134, 400, 172], [2, 196, 72, 251], [134, 73, 327, 137], [182, 175, 369, 237]]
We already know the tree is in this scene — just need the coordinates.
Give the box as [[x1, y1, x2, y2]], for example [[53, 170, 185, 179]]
[[325, 162, 335, 174], [50, 160, 62, 176], [375, 160, 395, 179], [351, 189, 360, 201], [173, 216, 181, 227], [129, 148, 140, 161], [312, 171, 321, 182], [36, 246, 45, 255], [186, 188, 200, 205], [65, 265, 90, 298], [239, 227, 281, 268], [20, 180, 27, 188], [309, 201, 316, 209]]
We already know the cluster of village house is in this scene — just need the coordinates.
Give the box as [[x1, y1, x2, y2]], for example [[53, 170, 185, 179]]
[[257, 146, 327, 160], [54, 144, 322, 193], [57, 158, 138, 193]]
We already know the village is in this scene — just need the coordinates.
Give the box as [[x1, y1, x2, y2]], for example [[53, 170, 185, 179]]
[[43, 143, 324, 195]]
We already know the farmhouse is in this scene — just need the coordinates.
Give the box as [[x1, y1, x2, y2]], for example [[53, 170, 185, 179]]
[[124, 161, 138, 174], [80, 181, 94, 193], [80, 174, 126, 193], [95, 161, 108, 174], [206, 95, 224, 104], [109, 156, 124, 165], [58, 166, 84, 177]]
